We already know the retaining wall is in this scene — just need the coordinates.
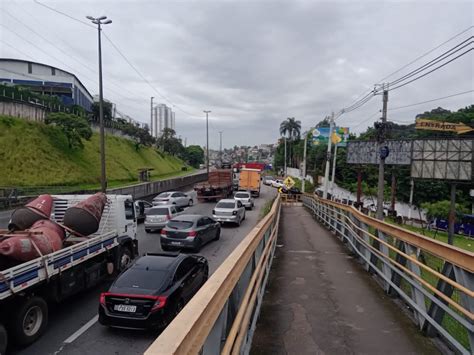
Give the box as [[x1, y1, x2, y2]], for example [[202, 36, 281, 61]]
[[0, 101, 46, 122], [108, 172, 207, 199]]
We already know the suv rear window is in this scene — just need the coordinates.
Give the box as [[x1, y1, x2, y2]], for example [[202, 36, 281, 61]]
[[235, 193, 250, 198], [167, 220, 194, 229], [147, 208, 169, 215], [216, 202, 236, 209]]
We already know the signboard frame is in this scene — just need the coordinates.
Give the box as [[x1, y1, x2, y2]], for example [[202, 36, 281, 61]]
[[346, 139, 412, 165]]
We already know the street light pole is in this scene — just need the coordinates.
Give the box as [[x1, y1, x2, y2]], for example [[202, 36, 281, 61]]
[[203, 110, 211, 174], [87, 15, 112, 193], [219, 131, 223, 162], [150, 96, 154, 137], [323, 112, 334, 199]]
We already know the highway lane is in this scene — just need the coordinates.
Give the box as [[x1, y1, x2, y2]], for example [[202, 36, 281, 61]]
[[10, 185, 276, 355]]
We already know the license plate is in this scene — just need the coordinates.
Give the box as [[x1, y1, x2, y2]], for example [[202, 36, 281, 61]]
[[114, 304, 136, 312], [171, 241, 182, 246]]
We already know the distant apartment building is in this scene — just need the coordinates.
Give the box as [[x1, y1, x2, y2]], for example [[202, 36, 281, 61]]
[[151, 103, 176, 138]]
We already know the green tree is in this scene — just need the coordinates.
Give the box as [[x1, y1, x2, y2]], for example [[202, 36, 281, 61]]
[[156, 128, 185, 156], [91, 101, 113, 122], [45, 112, 92, 149], [421, 200, 469, 221], [185, 145, 204, 168], [279, 117, 301, 167]]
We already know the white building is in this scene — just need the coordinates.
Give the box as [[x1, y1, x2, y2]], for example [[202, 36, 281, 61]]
[[0, 58, 94, 111], [151, 103, 176, 138]]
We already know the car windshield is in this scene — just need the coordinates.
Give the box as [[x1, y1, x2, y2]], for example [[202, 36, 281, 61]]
[[167, 220, 194, 229], [235, 193, 250, 198], [114, 268, 168, 290], [216, 202, 236, 209], [157, 192, 171, 198], [147, 208, 169, 216], [265, 176, 273, 180]]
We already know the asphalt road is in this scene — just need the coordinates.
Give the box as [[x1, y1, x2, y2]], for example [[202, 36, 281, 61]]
[[7, 185, 276, 355]]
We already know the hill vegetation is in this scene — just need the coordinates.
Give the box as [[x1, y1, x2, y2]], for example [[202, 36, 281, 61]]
[[0, 115, 187, 187]]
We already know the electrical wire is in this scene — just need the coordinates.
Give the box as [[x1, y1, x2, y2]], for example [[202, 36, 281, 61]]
[[378, 25, 473, 82], [389, 90, 474, 111], [387, 37, 473, 87], [388, 48, 473, 91], [32, 0, 202, 118]]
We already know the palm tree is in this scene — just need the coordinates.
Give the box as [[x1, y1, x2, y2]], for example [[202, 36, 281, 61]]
[[280, 117, 301, 168]]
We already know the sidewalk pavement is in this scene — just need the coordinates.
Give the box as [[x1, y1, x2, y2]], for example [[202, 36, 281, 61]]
[[251, 206, 438, 355]]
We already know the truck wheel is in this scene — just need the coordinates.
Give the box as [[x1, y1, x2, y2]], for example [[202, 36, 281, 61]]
[[118, 247, 132, 272], [0, 324, 7, 355], [11, 296, 48, 346]]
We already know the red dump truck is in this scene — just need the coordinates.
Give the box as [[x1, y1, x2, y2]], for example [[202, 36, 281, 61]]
[[194, 170, 233, 202]]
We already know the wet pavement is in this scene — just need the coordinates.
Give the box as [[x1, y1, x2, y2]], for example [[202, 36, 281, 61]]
[[251, 206, 439, 355]]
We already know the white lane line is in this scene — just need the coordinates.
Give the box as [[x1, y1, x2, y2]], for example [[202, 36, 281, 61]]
[[63, 315, 98, 344]]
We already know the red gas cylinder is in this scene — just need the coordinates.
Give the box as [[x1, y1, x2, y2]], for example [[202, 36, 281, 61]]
[[63, 193, 107, 236], [8, 194, 53, 231], [0, 220, 65, 262]]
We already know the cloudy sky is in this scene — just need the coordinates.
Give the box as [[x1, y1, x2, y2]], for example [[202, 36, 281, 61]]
[[1, 0, 472, 148]]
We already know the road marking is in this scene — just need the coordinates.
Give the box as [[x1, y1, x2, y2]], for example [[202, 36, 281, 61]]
[[63, 315, 98, 344]]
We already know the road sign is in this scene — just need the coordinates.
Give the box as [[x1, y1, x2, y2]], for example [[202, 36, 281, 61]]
[[283, 176, 295, 188], [415, 118, 474, 134]]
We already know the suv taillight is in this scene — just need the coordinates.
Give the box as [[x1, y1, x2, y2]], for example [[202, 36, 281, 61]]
[[99, 292, 108, 306], [161, 229, 167, 236], [188, 230, 197, 237]]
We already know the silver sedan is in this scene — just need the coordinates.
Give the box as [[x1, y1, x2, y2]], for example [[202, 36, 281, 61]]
[[212, 199, 246, 226]]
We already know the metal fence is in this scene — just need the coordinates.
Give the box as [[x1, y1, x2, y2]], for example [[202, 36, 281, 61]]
[[145, 195, 281, 355], [302, 194, 473, 354]]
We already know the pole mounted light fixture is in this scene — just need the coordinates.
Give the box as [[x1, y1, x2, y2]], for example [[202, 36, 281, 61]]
[[86, 15, 112, 192]]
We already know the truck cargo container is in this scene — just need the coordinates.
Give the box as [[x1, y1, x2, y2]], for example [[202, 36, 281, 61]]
[[238, 168, 261, 197], [194, 170, 233, 202], [0, 194, 138, 350]]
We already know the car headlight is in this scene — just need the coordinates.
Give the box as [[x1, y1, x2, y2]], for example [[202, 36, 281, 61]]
[[232, 210, 237, 215]]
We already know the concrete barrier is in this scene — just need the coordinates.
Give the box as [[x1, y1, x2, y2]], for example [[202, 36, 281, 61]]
[[107, 172, 208, 199]]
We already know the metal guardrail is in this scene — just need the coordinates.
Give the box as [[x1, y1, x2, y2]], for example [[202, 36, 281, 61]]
[[145, 195, 281, 355], [301, 194, 474, 355]]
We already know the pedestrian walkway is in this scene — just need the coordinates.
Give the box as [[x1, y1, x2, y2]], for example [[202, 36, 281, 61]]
[[251, 206, 438, 355]]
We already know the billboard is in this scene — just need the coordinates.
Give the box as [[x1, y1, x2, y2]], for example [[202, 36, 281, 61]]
[[346, 140, 412, 165], [410, 139, 473, 181], [312, 127, 349, 147]]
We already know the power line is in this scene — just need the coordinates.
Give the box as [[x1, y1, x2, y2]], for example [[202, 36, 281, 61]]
[[379, 25, 473, 82], [389, 90, 474, 111], [387, 37, 473, 87], [5, 7, 150, 104], [0, 39, 36, 61], [388, 48, 473, 91], [33, 0, 95, 28], [32, 0, 202, 119]]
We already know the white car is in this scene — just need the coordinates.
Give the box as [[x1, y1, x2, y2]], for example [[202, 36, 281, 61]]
[[271, 179, 285, 188], [234, 191, 254, 210], [153, 191, 193, 207], [212, 199, 246, 226], [144, 205, 184, 232]]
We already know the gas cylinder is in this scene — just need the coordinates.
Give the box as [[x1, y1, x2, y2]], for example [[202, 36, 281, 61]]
[[0, 220, 65, 262], [8, 194, 53, 231], [63, 193, 107, 236]]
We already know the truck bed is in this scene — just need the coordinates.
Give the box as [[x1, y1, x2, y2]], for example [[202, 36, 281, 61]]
[[0, 230, 118, 301]]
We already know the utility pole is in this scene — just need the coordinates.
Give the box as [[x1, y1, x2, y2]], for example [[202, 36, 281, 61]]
[[203, 110, 211, 175], [408, 178, 414, 222], [219, 131, 223, 161], [448, 183, 456, 245], [323, 112, 334, 199], [284, 137, 287, 176], [302, 132, 308, 193], [330, 142, 338, 194], [376, 87, 389, 220], [87, 15, 112, 193], [150, 96, 154, 137]]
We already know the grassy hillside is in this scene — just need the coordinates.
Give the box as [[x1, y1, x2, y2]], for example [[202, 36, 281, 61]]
[[0, 115, 187, 187]]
